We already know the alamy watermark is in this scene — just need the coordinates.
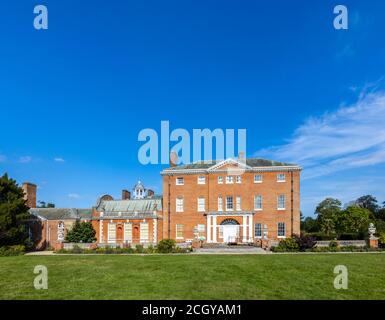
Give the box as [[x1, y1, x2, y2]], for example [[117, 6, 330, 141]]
[[138, 121, 247, 166], [333, 265, 348, 290], [34, 265, 48, 290]]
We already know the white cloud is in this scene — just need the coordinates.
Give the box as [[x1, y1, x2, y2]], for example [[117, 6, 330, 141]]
[[54, 157, 66, 163], [68, 193, 80, 199], [19, 156, 32, 163], [256, 90, 385, 180]]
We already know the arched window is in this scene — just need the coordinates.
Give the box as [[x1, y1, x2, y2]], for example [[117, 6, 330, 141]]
[[220, 218, 239, 225]]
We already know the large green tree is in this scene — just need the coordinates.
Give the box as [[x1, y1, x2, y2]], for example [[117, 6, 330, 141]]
[[65, 221, 96, 243], [336, 206, 370, 234], [314, 198, 342, 234], [0, 174, 31, 246], [355, 195, 379, 214]]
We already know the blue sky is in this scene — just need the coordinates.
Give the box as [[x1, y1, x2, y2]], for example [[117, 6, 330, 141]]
[[1, 0, 385, 215]]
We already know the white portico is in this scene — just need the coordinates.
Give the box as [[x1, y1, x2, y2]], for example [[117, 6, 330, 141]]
[[206, 213, 254, 243]]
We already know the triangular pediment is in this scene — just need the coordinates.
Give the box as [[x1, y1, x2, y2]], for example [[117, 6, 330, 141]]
[[207, 158, 251, 172]]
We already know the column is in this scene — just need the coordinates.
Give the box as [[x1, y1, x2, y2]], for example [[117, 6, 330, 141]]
[[153, 218, 157, 244], [242, 215, 247, 242], [248, 215, 253, 243], [99, 220, 103, 243], [212, 215, 217, 243], [207, 215, 212, 243]]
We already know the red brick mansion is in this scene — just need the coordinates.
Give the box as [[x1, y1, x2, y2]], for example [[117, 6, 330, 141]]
[[26, 157, 301, 249]]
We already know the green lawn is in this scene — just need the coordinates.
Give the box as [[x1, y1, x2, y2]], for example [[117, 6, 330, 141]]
[[1, 253, 385, 300]]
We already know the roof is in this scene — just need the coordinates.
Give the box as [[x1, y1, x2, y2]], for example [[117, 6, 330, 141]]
[[29, 208, 92, 220], [96, 198, 162, 213], [161, 157, 300, 174]]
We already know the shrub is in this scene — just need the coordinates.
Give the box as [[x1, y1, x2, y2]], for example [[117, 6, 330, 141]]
[[71, 245, 83, 254], [272, 238, 299, 252], [306, 232, 337, 240], [65, 221, 96, 243], [156, 239, 176, 253], [328, 240, 340, 252], [293, 234, 316, 251], [338, 233, 362, 240], [379, 232, 385, 248], [145, 245, 155, 254], [135, 244, 144, 253], [0, 245, 25, 256]]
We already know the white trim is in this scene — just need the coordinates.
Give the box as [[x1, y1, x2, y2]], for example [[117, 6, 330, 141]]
[[207, 215, 212, 243], [212, 215, 217, 243]]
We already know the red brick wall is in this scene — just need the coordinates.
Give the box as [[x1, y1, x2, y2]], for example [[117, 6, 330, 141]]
[[162, 166, 300, 242]]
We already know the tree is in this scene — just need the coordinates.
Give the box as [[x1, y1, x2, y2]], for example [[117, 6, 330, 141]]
[[37, 201, 55, 208], [0, 174, 31, 246], [355, 195, 379, 214], [301, 216, 320, 233], [336, 206, 370, 234], [65, 221, 96, 243], [314, 198, 342, 235]]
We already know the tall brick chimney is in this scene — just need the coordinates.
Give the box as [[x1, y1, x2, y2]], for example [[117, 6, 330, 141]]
[[22, 182, 37, 208], [122, 189, 131, 200], [147, 189, 154, 198], [238, 151, 245, 161]]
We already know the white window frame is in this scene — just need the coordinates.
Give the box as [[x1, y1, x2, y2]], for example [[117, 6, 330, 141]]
[[236, 196, 241, 211], [255, 223, 262, 238], [226, 196, 233, 211], [254, 174, 263, 183], [108, 223, 116, 243], [124, 223, 132, 242], [218, 196, 223, 211], [176, 177, 184, 185], [277, 173, 286, 182], [225, 176, 234, 184], [176, 197, 184, 212], [218, 176, 223, 184], [197, 197, 205, 212], [197, 175, 206, 184], [277, 195, 286, 210], [140, 222, 149, 243], [277, 222, 286, 238], [254, 195, 263, 211], [176, 224, 184, 239], [236, 175, 241, 183]]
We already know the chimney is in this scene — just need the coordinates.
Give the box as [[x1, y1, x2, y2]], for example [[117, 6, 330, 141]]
[[170, 151, 178, 167], [147, 189, 154, 198], [22, 182, 37, 208], [238, 151, 245, 161], [122, 190, 131, 200]]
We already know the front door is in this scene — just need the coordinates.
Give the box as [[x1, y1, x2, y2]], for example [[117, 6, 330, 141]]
[[222, 225, 238, 243]]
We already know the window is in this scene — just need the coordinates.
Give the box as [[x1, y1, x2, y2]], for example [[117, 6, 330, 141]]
[[277, 195, 285, 210], [226, 196, 233, 211], [236, 196, 241, 211], [255, 223, 262, 238], [254, 195, 263, 210], [176, 197, 184, 212], [277, 173, 286, 182], [254, 174, 262, 183], [218, 196, 223, 211], [226, 176, 234, 184], [218, 176, 223, 184], [197, 224, 205, 238], [176, 177, 184, 185], [140, 222, 149, 242], [108, 223, 116, 243], [124, 223, 132, 242], [176, 224, 184, 239], [197, 176, 206, 184], [277, 222, 285, 237], [198, 197, 205, 212], [236, 175, 241, 183]]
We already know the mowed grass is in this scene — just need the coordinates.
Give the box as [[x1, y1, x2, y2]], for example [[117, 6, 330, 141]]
[[1, 253, 385, 300]]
